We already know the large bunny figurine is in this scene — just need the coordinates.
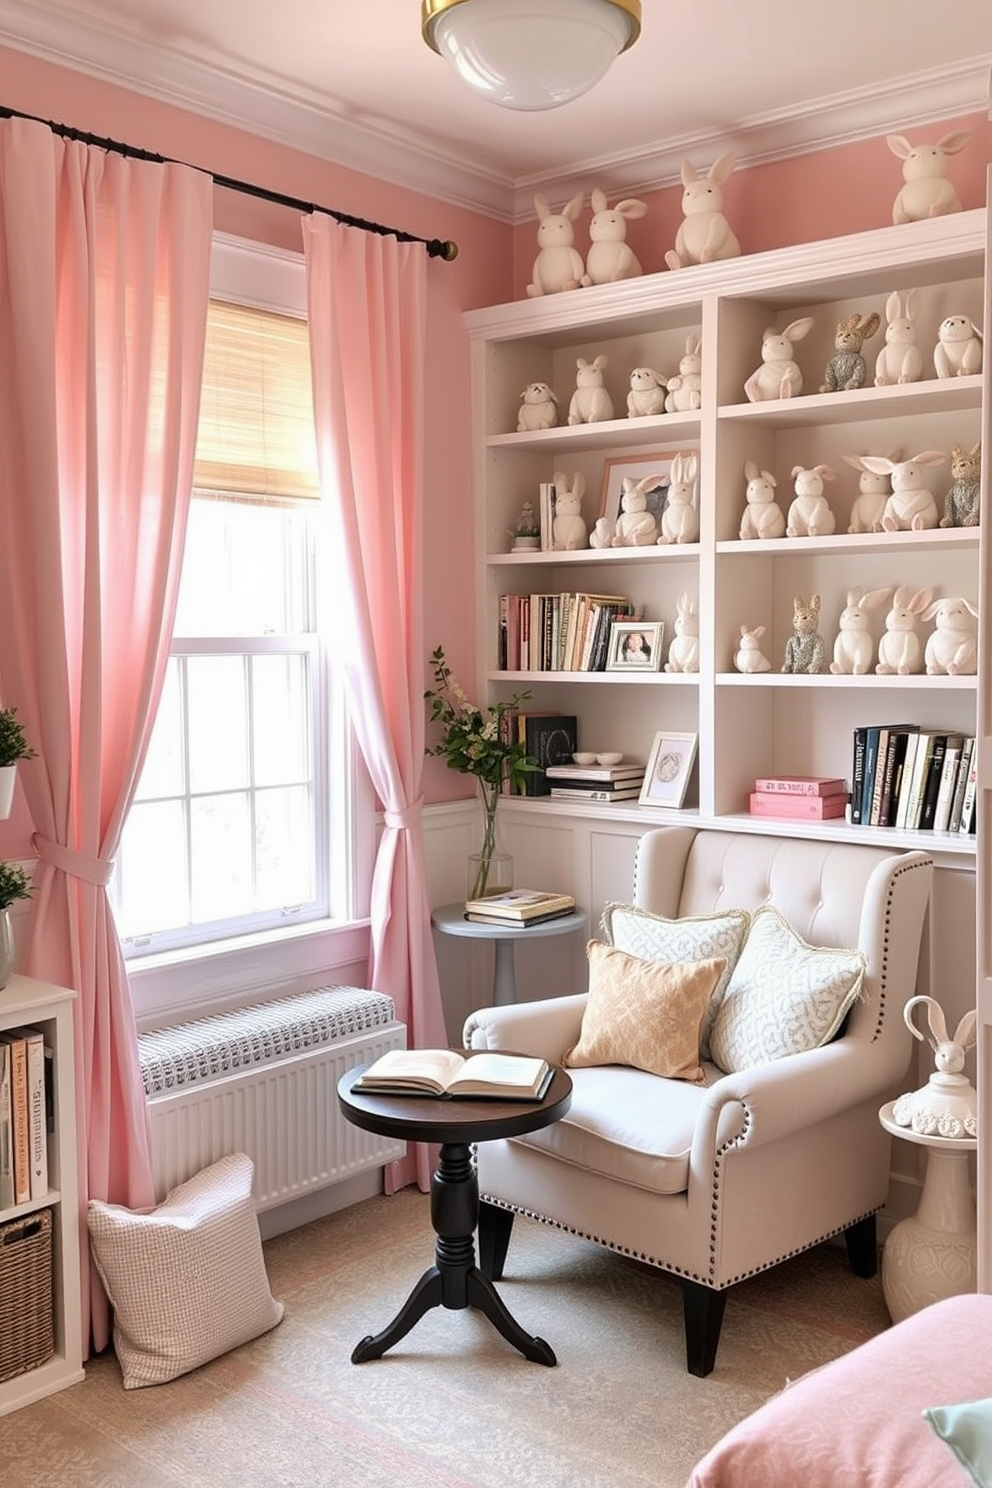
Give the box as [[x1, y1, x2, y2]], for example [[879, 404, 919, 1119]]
[[786, 464, 837, 537], [841, 454, 895, 534], [861, 450, 945, 531], [551, 470, 588, 551], [921, 596, 979, 676], [665, 591, 699, 672], [612, 475, 660, 546], [743, 318, 814, 401], [933, 315, 984, 378], [874, 289, 923, 386], [658, 453, 698, 544], [526, 192, 585, 297], [664, 153, 741, 270], [892, 995, 977, 1139], [583, 189, 647, 285], [739, 462, 786, 539], [627, 367, 668, 417], [829, 587, 892, 675], [517, 381, 559, 432], [887, 132, 973, 224], [568, 355, 614, 424], [875, 586, 934, 675], [665, 335, 702, 412]]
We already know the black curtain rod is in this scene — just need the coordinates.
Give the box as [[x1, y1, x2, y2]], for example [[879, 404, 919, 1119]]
[[0, 104, 459, 261]]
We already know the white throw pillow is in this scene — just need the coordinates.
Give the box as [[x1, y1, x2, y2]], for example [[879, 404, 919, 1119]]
[[708, 905, 866, 1074], [601, 903, 750, 1058], [87, 1152, 284, 1389]]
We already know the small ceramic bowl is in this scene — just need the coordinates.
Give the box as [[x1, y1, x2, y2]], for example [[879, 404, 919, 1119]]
[[596, 752, 624, 766], [572, 752, 597, 766]]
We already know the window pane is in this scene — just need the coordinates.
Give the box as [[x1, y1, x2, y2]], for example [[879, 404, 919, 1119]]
[[117, 801, 189, 935], [252, 654, 310, 785], [255, 785, 314, 908], [175, 501, 306, 637], [190, 793, 252, 921], [135, 660, 185, 801], [187, 656, 249, 794]]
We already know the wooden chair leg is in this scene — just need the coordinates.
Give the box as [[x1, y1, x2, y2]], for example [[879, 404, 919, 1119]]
[[478, 1200, 514, 1280], [681, 1279, 728, 1378], [844, 1213, 878, 1278]]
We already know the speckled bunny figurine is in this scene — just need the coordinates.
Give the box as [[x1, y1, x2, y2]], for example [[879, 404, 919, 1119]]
[[665, 591, 699, 673], [781, 593, 826, 674], [517, 381, 559, 432], [658, 453, 698, 544], [820, 311, 881, 392], [887, 132, 973, 224], [734, 625, 771, 674], [939, 442, 981, 528], [829, 587, 892, 675], [583, 189, 647, 285], [568, 355, 614, 424], [627, 367, 667, 417], [664, 153, 741, 270], [551, 470, 588, 551], [739, 462, 785, 539], [875, 586, 934, 675], [744, 318, 814, 401]]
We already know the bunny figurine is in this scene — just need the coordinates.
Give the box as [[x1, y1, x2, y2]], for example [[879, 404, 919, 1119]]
[[933, 315, 984, 378], [739, 462, 786, 539], [612, 475, 661, 546], [627, 367, 668, 418], [568, 355, 614, 424], [829, 587, 892, 675], [665, 335, 702, 412], [517, 381, 559, 432], [589, 515, 614, 549], [734, 624, 771, 674], [583, 189, 647, 285], [551, 470, 588, 551], [820, 311, 881, 392], [939, 442, 981, 528], [665, 591, 699, 673], [526, 192, 585, 298], [921, 596, 979, 676], [860, 450, 945, 532], [743, 318, 815, 402], [664, 153, 741, 270], [786, 464, 837, 537], [841, 453, 897, 534], [658, 452, 699, 544], [892, 995, 977, 1139], [874, 289, 923, 386], [781, 593, 826, 674], [875, 586, 934, 675], [887, 132, 973, 225]]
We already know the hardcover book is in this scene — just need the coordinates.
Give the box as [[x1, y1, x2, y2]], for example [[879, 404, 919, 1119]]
[[0, 1033, 30, 1206], [463, 889, 575, 920], [752, 775, 847, 796], [749, 790, 849, 820], [549, 785, 642, 802], [354, 1049, 552, 1102], [546, 763, 645, 783], [948, 737, 976, 833], [523, 714, 578, 795]]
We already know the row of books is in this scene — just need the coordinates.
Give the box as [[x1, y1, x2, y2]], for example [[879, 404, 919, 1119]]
[[497, 591, 634, 673], [851, 726, 978, 834], [749, 775, 849, 820], [546, 761, 646, 803], [0, 1026, 50, 1211]]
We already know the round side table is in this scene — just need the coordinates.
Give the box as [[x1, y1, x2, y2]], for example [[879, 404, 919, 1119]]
[[431, 903, 588, 1006], [878, 1099, 977, 1324]]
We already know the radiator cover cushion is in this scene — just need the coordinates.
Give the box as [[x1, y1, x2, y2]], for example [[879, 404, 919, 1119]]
[[87, 1152, 284, 1388]]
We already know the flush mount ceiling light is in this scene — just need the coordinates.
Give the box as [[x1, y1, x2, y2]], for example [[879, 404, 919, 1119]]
[[421, 0, 642, 112]]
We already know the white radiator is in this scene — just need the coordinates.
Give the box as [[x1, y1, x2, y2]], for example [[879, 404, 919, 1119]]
[[140, 988, 407, 1211]]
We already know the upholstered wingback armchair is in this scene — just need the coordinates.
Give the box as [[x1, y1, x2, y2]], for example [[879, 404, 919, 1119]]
[[464, 826, 933, 1376]]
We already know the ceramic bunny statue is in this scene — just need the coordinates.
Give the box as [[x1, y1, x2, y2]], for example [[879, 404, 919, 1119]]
[[874, 289, 923, 386], [665, 335, 702, 412], [841, 454, 896, 534], [933, 315, 984, 378], [583, 189, 647, 285], [734, 624, 771, 674], [820, 311, 881, 392], [517, 381, 559, 432], [786, 464, 837, 537], [781, 593, 826, 674], [568, 355, 614, 424], [939, 442, 981, 528], [551, 470, 588, 551], [859, 450, 944, 532], [658, 453, 698, 544], [664, 153, 741, 270], [892, 995, 977, 1139], [526, 192, 585, 297], [887, 131, 973, 224], [739, 462, 786, 539], [875, 586, 934, 675], [665, 591, 699, 672], [829, 587, 892, 676], [921, 596, 979, 676], [743, 318, 815, 402], [627, 367, 668, 417], [589, 515, 614, 549], [612, 475, 660, 546]]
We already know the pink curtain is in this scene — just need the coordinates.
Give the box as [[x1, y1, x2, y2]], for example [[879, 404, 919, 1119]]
[[303, 216, 446, 1193], [0, 117, 213, 1349]]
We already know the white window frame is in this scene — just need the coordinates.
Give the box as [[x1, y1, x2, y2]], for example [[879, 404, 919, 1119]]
[[127, 233, 375, 1030]]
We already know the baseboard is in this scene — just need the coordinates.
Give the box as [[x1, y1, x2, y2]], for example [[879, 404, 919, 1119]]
[[257, 1167, 386, 1240]]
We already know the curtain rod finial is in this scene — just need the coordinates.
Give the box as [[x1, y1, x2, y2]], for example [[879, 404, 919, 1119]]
[[429, 239, 459, 262]]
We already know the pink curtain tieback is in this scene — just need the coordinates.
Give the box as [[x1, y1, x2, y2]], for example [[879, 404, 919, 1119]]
[[33, 834, 115, 888], [383, 798, 424, 832]]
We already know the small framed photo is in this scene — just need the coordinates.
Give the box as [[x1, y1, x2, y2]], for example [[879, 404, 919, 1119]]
[[639, 732, 698, 809], [600, 453, 674, 531], [607, 620, 665, 672]]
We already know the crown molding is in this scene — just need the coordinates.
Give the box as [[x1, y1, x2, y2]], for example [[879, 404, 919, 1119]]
[[0, 2, 987, 227]]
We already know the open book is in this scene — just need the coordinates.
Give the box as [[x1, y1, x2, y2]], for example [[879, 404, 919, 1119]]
[[354, 1048, 553, 1101]]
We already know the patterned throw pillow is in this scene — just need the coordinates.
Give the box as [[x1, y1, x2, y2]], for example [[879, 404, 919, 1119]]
[[563, 940, 726, 1084], [87, 1152, 283, 1389], [601, 903, 750, 1059], [708, 906, 866, 1074]]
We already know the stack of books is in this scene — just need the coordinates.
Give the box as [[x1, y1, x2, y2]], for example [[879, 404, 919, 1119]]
[[748, 775, 850, 820], [545, 761, 645, 803], [463, 889, 576, 927], [851, 725, 977, 834]]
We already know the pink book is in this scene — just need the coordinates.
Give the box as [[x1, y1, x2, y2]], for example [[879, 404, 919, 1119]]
[[749, 790, 849, 820], [752, 775, 847, 797]]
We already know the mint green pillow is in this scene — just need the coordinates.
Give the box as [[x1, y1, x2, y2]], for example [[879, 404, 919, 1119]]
[[924, 1398, 992, 1488]]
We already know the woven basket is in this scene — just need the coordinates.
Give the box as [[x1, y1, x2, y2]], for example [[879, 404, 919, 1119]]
[[0, 1208, 54, 1383]]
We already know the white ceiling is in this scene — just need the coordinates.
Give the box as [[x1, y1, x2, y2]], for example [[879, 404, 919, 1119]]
[[0, 0, 989, 221]]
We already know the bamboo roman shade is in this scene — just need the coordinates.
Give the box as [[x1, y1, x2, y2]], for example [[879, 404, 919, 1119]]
[[194, 299, 320, 500]]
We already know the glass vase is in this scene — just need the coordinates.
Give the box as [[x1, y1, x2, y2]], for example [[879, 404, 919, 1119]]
[[467, 781, 513, 901]]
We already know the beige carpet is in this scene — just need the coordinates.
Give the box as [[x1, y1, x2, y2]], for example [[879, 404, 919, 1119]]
[[0, 1190, 891, 1488]]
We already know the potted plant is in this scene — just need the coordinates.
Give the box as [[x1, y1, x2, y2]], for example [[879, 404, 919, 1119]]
[[0, 859, 32, 989], [509, 500, 541, 552], [0, 707, 36, 820]]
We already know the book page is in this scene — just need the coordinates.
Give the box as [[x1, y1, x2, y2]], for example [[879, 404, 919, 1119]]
[[450, 1053, 547, 1092]]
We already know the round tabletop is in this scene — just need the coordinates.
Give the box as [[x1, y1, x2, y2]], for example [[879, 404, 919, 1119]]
[[431, 904, 588, 942], [338, 1060, 573, 1145], [878, 1099, 977, 1154]]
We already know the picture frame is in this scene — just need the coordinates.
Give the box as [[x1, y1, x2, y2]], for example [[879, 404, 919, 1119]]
[[639, 731, 698, 809], [599, 450, 696, 531], [606, 620, 665, 672]]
